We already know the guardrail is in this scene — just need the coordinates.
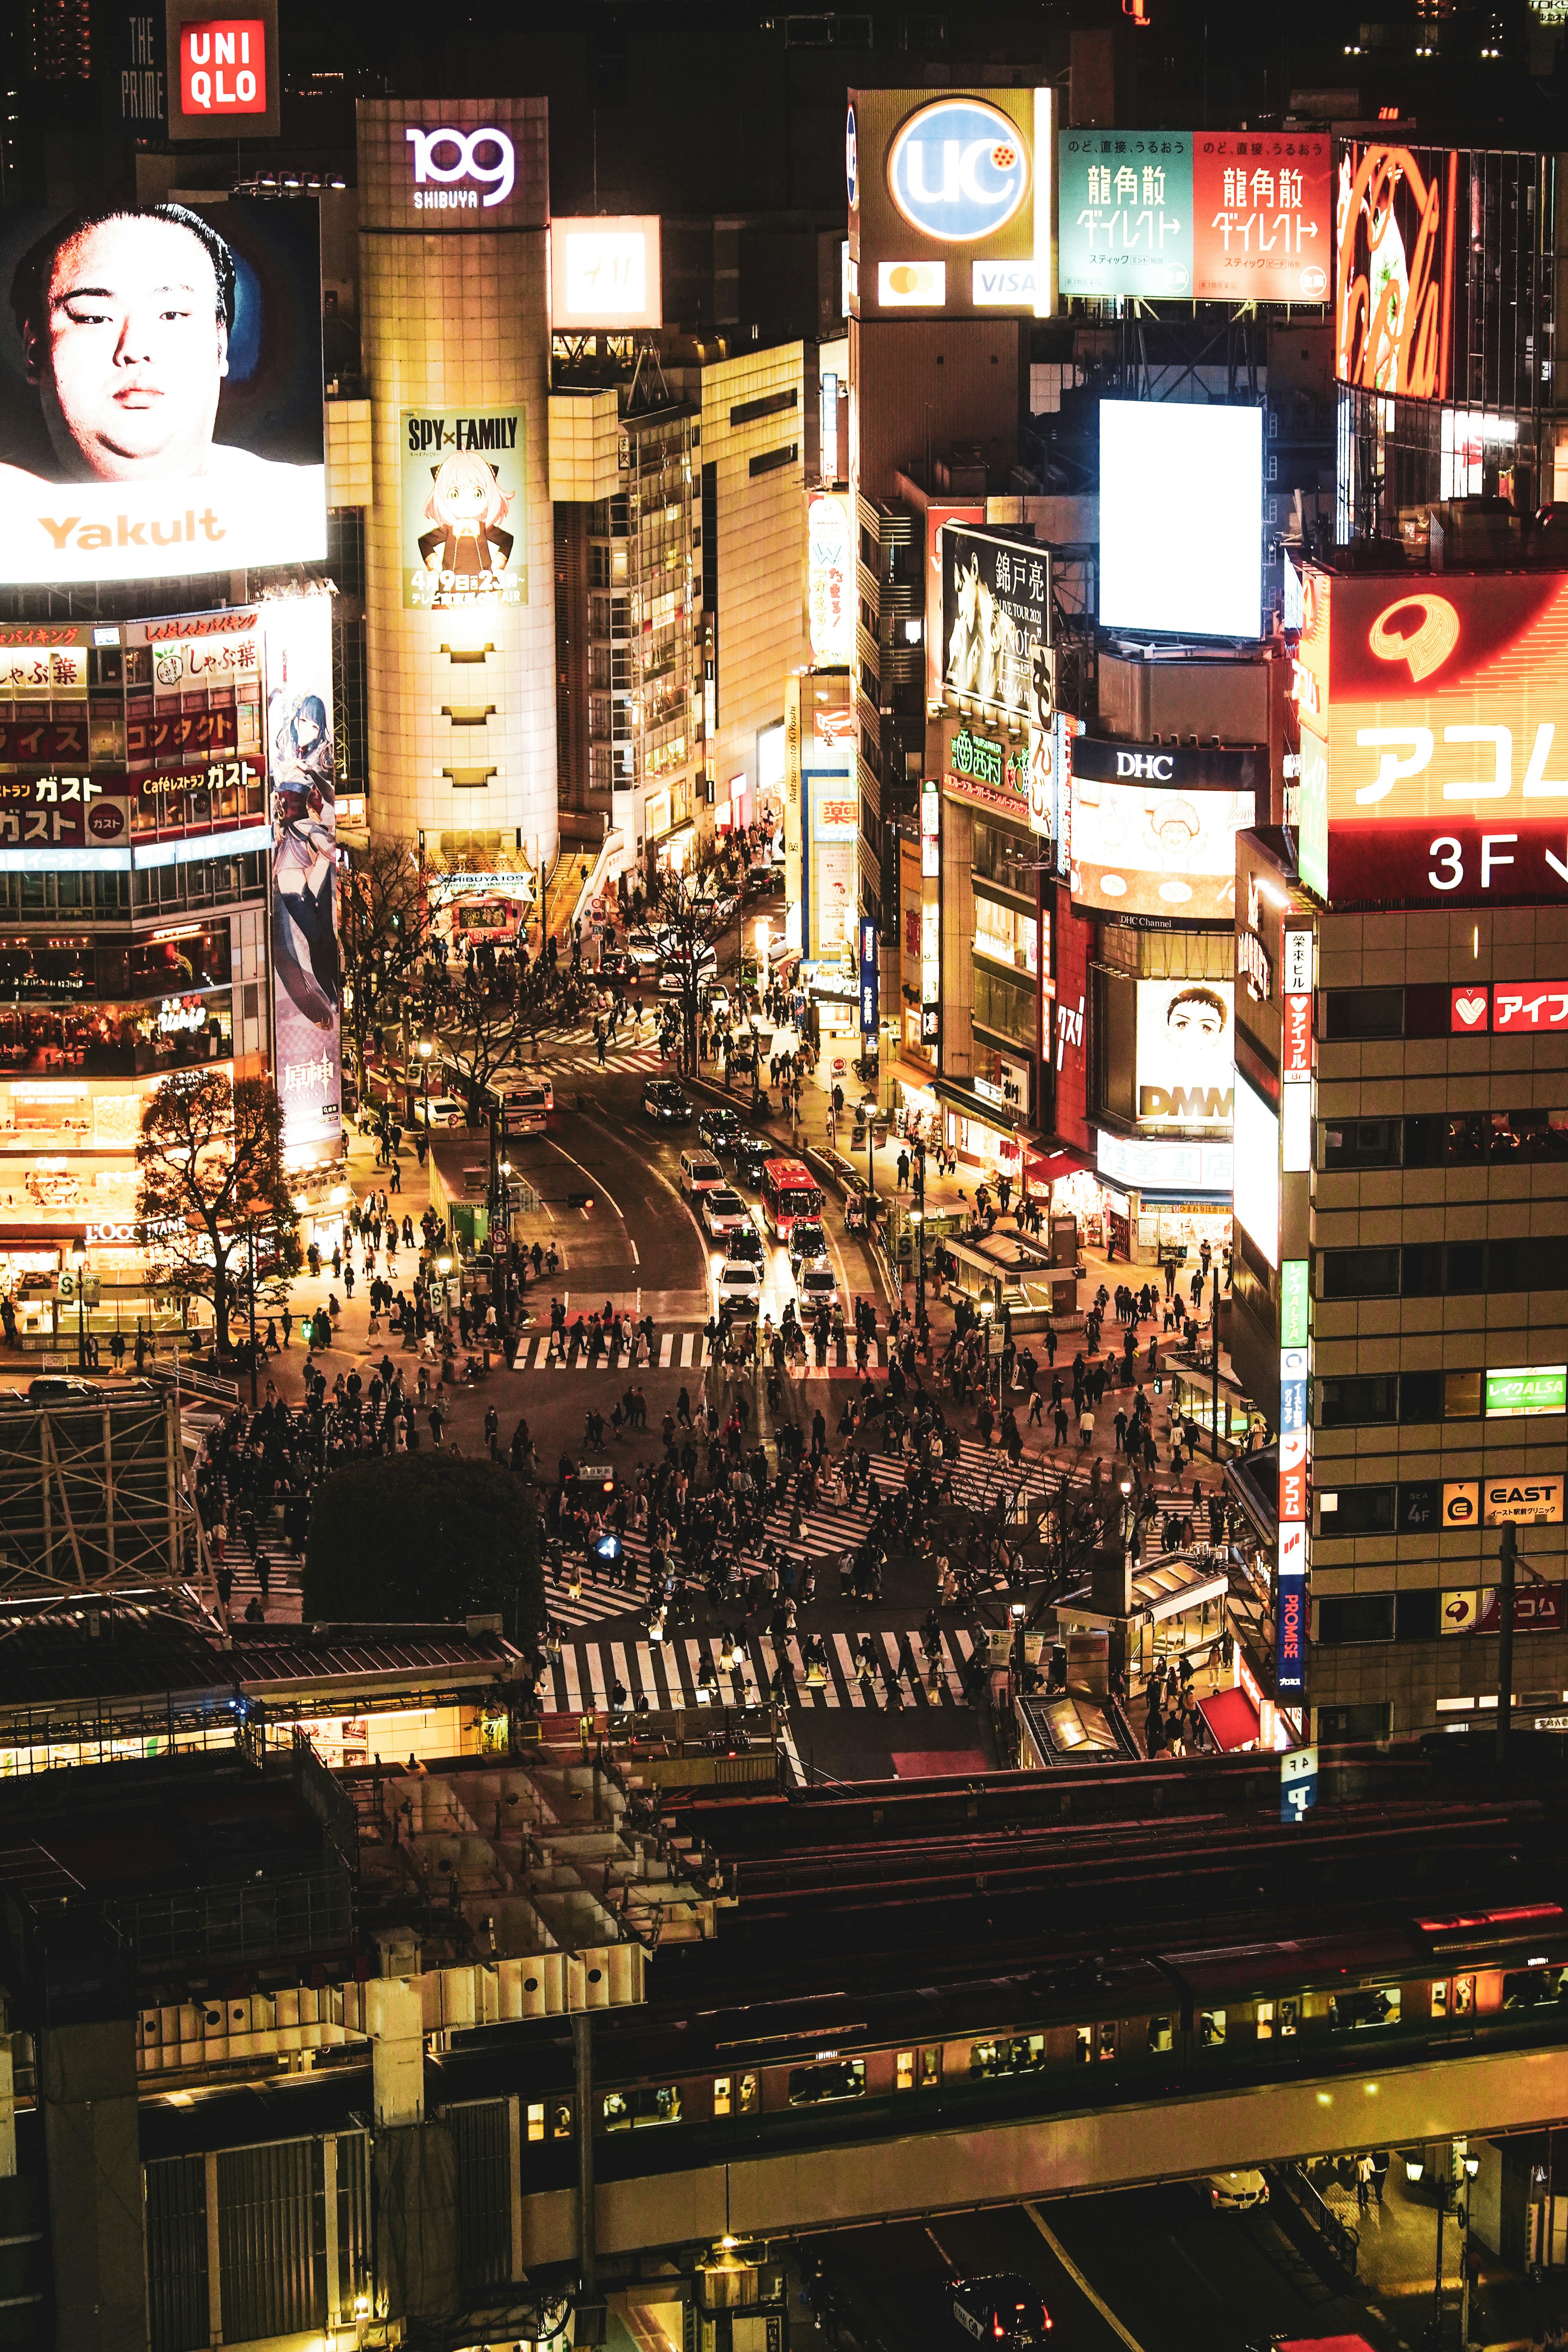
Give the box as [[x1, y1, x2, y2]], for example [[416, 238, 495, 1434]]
[[1269, 2160, 1360, 2283]]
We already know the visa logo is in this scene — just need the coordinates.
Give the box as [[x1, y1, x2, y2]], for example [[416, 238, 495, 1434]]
[[972, 259, 1038, 305]]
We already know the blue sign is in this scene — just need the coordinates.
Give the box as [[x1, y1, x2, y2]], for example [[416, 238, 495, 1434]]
[[886, 98, 1031, 245], [1279, 1378, 1307, 1433], [1276, 1566, 1307, 1698], [860, 917, 879, 1037], [846, 104, 859, 211], [1281, 1744, 1318, 1823]]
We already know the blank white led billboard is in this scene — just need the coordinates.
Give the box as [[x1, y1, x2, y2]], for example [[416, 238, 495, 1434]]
[[1098, 399, 1262, 639]]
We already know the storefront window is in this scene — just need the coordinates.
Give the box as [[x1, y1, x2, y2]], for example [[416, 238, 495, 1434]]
[[973, 894, 1038, 976], [971, 818, 1036, 898], [973, 965, 1034, 1047], [0, 930, 230, 1003], [0, 993, 232, 1077]]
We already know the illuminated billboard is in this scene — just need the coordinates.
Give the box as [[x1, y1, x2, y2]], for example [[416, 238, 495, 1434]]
[[1060, 130, 1329, 303], [400, 409, 527, 609], [1233, 1075, 1280, 1266], [1334, 143, 1457, 399], [925, 500, 983, 706], [263, 597, 341, 1166], [0, 195, 324, 584], [1295, 565, 1568, 906], [848, 85, 1054, 319], [1100, 400, 1262, 638], [1069, 736, 1259, 922], [940, 524, 1051, 729], [550, 216, 662, 331], [165, 0, 280, 140], [807, 492, 853, 668], [1135, 978, 1235, 1130]]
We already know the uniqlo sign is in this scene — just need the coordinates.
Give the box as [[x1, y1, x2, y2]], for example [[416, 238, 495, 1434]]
[[180, 18, 267, 113], [1281, 990, 1313, 1076], [167, 0, 277, 136]]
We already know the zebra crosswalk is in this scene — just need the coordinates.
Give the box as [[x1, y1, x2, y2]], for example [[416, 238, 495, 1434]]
[[542, 1433, 1107, 1628], [509, 1329, 895, 1373], [540, 1623, 982, 1714]]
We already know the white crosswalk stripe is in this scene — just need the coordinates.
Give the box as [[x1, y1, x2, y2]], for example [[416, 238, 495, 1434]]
[[540, 1624, 979, 1713], [508, 1329, 896, 1373]]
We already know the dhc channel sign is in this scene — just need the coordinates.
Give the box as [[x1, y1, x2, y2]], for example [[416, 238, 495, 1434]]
[[886, 97, 1030, 244]]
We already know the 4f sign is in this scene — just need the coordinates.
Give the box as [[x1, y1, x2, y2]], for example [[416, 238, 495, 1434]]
[[407, 125, 516, 210], [887, 98, 1030, 243]]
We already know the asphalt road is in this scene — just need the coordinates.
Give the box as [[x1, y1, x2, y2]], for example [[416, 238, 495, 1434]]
[[815, 2185, 1399, 2352]]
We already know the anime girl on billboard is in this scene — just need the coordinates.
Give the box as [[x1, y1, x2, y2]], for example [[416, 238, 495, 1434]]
[[416, 448, 515, 595], [270, 684, 338, 1029]]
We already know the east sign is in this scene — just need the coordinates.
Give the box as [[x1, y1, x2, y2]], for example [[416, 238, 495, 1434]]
[[848, 86, 1054, 319]]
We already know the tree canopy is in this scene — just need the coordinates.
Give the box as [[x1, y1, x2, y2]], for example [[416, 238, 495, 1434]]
[[135, 1071, 300, 1351], [303, 1452, 544, 1646]]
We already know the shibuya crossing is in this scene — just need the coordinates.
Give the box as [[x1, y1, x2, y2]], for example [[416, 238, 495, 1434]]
[[3, 5, 1568, 2351]]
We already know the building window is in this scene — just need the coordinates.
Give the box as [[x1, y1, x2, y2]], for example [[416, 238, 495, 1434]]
[[973, 965, 1033, 1048], [1317, 1701, 1394, 1741], [1317, 1374, 1397, 1426], [1319, 1116, 1401, 1170], [1316, 1485, 1396, 1535], [749, 443, 799, 478], [973, 894, 1037, 975], [729, 387, 798, 427], [1318, 1594, 1395, 1645]]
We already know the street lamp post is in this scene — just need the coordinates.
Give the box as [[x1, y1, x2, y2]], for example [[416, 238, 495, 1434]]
[[914, 1142, 927, 1323], [1210, 1261, 1222, 1460], [246, 1219, 259, 1412]]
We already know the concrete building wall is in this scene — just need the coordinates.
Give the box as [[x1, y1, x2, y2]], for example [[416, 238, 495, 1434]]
[[356, 99, 557, 865], [698, 344, 807, 823]]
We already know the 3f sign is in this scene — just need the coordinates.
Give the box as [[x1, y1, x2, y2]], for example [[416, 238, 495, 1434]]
[[406, 126, 516, 209]]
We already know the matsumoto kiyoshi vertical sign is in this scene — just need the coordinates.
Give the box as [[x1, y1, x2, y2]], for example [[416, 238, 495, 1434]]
[[401, 408, 527, 609], [1058, 132, 1192, 298], [264, 597, 341, 1164]]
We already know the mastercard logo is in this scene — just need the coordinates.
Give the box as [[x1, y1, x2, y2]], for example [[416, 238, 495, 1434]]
[[1368, 592, 1461, 683]]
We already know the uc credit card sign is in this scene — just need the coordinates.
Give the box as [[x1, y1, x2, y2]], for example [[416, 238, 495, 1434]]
[[1058, 133, 1192, 298]]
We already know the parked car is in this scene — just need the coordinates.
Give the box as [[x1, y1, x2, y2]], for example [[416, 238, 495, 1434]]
[[642, 1079, 692, 1125], [26, 1376, 105, 1405], [414, 1095, 467, 1130], [701, 1188, 750, 1238]]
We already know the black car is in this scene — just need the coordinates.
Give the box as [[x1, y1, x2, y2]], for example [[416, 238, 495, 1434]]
[[26, 1375, 105, 1405], [697, 1108, 740, 1157], [643, 1079, 692, 1125], [951, 2276, 1052, 2348], [731, 1131, 773, 1187], [726, 1225, 763, 1266]]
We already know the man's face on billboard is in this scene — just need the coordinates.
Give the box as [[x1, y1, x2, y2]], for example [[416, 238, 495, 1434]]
[[25, 215, 228, 482]]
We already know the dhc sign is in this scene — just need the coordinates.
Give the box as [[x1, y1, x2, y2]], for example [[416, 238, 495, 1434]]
[[886, 98, 1030, 244]]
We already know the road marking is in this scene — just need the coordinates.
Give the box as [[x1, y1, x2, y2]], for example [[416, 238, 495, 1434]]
[[1023, 2203, 1147, 2352], [924, 2223, 956, 2267]]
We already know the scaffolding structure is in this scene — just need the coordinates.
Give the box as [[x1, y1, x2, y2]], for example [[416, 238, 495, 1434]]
[[0, 1395, 189, 1599]]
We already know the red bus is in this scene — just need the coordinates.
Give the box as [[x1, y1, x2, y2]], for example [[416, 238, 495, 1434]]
[[760, 1157, 823, 1242]]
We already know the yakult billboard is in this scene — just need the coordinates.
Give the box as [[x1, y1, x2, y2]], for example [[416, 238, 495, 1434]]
[[0, 194, 324, 583]]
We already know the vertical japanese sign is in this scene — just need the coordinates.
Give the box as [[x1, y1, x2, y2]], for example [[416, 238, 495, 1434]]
[[807, 492, 853, 668], [264, 596, 342, 1166], [1057, 132, 1192, 299], [859, 917, 879, 1039], [1191, 134, 1330, 302], [1277, 923, 1314, 1709]]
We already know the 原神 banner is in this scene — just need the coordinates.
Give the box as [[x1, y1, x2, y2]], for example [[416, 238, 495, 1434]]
[[263, 597, 341, 1162]]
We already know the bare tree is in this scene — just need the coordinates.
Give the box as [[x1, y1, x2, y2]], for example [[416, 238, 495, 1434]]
[[338, 842, 429, 1103], [136, 1072, 301, 1353], [643, 843, 748, 1069]]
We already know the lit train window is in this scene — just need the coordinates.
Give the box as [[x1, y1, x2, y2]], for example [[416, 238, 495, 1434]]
[[552, 2102, 572, 2139], [1097, 2023, 1116, 2062], [972, 2036, 1045, 2079], [739, 2073, 758, 2113], [1280, 2000, 1298, 2036], [896, 2052, 915, 2091], [527, 2103, 545, 2143], [787, 2059, 864, 2106], [1432, 1980, 1450, 2018], [920, 2047, 941, 2088], [1148, 2016, 1173, 2054], [1200, 2010, 1226, 2048], [715, 2076, 732, 2116], [604, 2085, 684, 2130], [1330, 1987, 1401, 2031], [1256, 2003, 1274, 2040], [1454, 1977, 1474, 2016], [1076, 2027, 1093, 2065]]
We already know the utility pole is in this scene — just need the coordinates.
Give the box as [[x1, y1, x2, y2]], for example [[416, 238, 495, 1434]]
[[1496, 1520, 1519, 1765], [914, 1142, 927, 1323], [1210, 1261, 1221, 1460]]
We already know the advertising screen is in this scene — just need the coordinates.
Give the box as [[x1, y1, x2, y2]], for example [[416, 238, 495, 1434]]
[[550, 216, 662, 331], [848, 85, 1051, 319], [1295, 566, 1568, 906], [1099, 400, 1262, 638], [1070, 771, 1255, 922], [807, 492, 853, 668], [0, 195, 325, 583], [1135, 978, 1235, 1130], [925, 500, 983, 705], [1335, 144, 1457, 399], [401, 408, 527, 609], [1191, 134, 1330, 302], [1232, 1075, 1280, 1266], [940, 524, 1051, 729], [263, 596, 341, 1166], [1058, 133, 1193, 299]]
